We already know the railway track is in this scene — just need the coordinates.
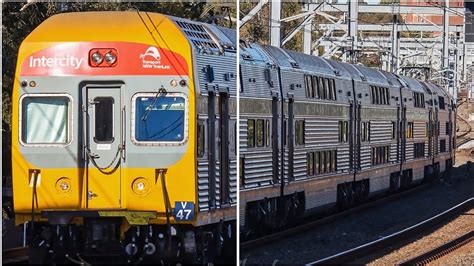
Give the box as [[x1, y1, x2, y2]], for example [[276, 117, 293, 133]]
[[241, 183, 430, 251], [307, 197, 474, 265], [399, 230, 474, 265], [2, 247, 29, 264]]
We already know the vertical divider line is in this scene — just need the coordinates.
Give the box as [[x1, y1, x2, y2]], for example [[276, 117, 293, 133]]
[[236, 0, 241, 263]]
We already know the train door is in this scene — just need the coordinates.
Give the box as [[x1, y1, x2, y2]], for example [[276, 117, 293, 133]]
[[219, 91, 230, 206], [85, 86, 122, 209]]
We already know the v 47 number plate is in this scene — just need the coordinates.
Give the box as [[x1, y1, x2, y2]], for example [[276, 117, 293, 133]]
[[173, 201, 195, 221]]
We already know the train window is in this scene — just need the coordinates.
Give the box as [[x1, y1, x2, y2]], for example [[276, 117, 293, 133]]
[[21, 95, 71, 145], [94, 97, 114, 143], [134, 95, 186, 143], [437, 121, 440, 136], [305, 75, 312, 98], [314, 151, 320, 175], [328, 79, 334, 100], [266, 120, 271, 147], [247, 119, 255, 147], [312, 76, 320, 99], [445, 122, 450, 135], [256, 119, 265, 147], [327, 151, 332, 172], [440, 139, 446, 153], [370, 86, 375, 104], [381, 88, 386, 105], [197, 122, 205, 158], [414, 142, 425, 158], [338, 121, 348, 142], [307, 152, 314, 176], [406, 122, 414, 139], [320, 151, 326, 174], [324, 78, 330, 100], [438, 96, 445, 110], [386, 88, 390, 105], [295, 120, 305, 146], [317, 77, 323, 99], [414, 92, 425, 108], [332, 79, 337, 101], [362, 122, 370, 142]]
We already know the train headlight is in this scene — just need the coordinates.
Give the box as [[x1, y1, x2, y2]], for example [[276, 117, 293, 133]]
[[55, 177, 71, 193], [104, 51, 117, 65], [91, 52, 103, 65], [132, 177, 150, 196]]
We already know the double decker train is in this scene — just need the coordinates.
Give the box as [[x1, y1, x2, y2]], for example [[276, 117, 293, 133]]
[[12, 11, 236, 263], [239, 41, 455, 235]]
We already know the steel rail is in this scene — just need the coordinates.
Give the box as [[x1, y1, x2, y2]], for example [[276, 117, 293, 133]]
[[306, 197, 474, 265], [399, 230, 474, 265]]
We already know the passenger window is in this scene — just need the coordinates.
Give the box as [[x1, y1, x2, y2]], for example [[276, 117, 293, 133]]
[[94, 97, 114, 143], [319, 77, 326, 100], [266, 120, 271, 147], [256, 119, 265, 147], [305, 75, 312, 98], [332, 79, 337, 101], [392, 121, 396, 139], [247, 119, 255, 147], [321, 151, 326, 173], [438, 96, 445, 109], [307, 152, 314, 176], [295, 120, 305, 146], [21, 96, 70, 144], [314, 151, 320, 175], [313, 76, 320, 99], [328, 79, 333, 100], [324, 78, 330, 100]]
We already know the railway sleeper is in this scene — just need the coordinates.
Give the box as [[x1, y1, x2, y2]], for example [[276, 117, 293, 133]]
[[26, 218, 235, 264]]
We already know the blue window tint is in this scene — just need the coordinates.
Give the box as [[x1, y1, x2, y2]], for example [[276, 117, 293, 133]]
[[135, 96, 185, 142]]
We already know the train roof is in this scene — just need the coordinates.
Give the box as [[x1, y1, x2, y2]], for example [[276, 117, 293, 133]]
[[22, 11, 236, 56]]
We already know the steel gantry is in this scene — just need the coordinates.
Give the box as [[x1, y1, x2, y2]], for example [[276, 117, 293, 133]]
[[239, 0, 467, 100]]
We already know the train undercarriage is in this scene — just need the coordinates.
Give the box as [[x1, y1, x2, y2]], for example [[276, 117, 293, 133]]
[[26, 217, 235, 264]]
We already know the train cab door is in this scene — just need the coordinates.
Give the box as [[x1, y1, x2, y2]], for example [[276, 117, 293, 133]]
[[85, 86, 123, 209]]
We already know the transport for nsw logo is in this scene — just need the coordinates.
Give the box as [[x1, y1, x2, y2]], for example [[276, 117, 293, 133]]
[[139, 46, 170, 70]]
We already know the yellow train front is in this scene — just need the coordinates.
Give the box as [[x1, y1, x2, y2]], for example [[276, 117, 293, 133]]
[[12, 11, 237, 263]]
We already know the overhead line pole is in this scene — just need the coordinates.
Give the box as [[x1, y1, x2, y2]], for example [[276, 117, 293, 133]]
[[442, 0, 450, 94], [348, 0, 358, 63], [270, 0, 281, 47]]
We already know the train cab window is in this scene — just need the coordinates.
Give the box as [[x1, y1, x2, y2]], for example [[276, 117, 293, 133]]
[[295, 120, 305, 146], [134, 95, 186, 142], [438, 96, 445, 109], [256, 119, 265, 147], [197, 122, 205, 158], [21, 95, 71, 145], [247, 119, 255, 147], [332, 79, 337, 101], [94, 97, 114, 143]]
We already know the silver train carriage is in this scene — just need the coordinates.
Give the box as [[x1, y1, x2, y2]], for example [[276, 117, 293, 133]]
[[239, 41, 455, 233]]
